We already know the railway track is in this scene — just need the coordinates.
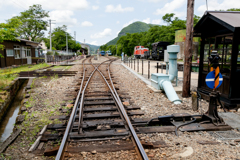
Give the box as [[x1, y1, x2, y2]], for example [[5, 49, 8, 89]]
[[55, 56, 148, 160]]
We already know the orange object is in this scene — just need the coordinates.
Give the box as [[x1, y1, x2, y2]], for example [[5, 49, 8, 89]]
[[134, 46, 149, 58], [210, 67, 213, 72], [214, 66, 220, 90]]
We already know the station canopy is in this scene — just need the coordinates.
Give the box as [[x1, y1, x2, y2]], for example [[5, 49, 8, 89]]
[[194, 11, 240, 37]]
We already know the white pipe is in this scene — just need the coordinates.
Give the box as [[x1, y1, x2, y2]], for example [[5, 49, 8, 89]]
[[160, 45, 181, 104], [160, 80, 181, 104]]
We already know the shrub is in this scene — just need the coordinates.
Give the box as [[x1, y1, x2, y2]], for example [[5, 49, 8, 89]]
[[46, 51, 53, 55], [54, 52, 60, 56]]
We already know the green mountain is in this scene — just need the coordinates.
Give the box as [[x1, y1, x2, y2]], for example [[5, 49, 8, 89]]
[[106, 21, 156, 45]]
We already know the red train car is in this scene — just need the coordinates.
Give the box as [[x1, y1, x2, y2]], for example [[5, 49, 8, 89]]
[[134, 46, 149, 59]]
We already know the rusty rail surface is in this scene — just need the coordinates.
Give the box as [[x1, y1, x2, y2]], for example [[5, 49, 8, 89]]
[[55, 56, 148, 160], [55, 57, 91, 160]]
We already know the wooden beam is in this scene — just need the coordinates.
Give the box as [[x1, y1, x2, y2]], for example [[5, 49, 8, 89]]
[[182, 0, 195, 97]]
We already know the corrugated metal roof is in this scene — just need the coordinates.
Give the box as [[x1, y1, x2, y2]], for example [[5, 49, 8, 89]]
[[19, 38, 39, 44], [208, 11, 240, 27]]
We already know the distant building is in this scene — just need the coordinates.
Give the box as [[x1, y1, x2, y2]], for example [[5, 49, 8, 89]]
[[0, 39, 41, 68], [80, 43, 90, 55], [175, 29, 199, 60], [39, 41, 47, 50]]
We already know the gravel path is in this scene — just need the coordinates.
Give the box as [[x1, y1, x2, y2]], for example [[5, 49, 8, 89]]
[[111, 59, 240, 159], [2, 56, 240, 160]]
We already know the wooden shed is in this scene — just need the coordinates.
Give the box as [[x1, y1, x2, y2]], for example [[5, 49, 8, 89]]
[[194, 11, 240, 109], [0, 39, 40, 68]]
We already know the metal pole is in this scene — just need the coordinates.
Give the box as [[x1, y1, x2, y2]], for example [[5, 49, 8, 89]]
[[148, 61, 150, 79], [166, 62, 169, 75], [137, 59, 139, 72], [142, 59, 143, 75], [134, 59, 135, 70], [161, 63, 163, 73], [157, 62, 158, 73], [66, 33, 68, 54], [131, 58, 132, 68], [49, 19, 52, 52], [49, 19, 55, 52]]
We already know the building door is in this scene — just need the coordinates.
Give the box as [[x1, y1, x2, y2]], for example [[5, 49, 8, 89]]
[[27, 48, 32, 64]]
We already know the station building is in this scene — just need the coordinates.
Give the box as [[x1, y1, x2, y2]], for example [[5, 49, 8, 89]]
[[194, 11, 240, 109], [0, 39, 41, 68]]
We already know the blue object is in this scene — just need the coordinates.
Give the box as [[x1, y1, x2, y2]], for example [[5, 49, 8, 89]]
[[106, 51, 112, 56], [167, 45, 179, 82], [150, 45, 182, 104], [100, 51, 105, 56], [205, 70, 223, 89]]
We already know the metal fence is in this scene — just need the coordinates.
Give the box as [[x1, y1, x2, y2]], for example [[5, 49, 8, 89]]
[[45, 55, 76, 64]]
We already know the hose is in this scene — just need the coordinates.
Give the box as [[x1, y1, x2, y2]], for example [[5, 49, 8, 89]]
[[175, 117, 196, 136], [147, 118, 158, 125]]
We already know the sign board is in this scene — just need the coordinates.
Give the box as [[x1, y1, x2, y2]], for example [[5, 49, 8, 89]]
[[205, 70, 223, 89], [175, 30, 199, 43]]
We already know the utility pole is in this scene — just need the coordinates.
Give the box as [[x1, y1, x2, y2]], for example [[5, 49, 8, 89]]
[[49, 19, 56, 51], [66, 32, 68, 55], [182, 0, 195, 97], [74, 31, 76, 43]]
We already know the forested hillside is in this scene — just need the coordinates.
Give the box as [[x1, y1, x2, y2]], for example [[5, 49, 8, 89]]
[[101, 13, 200, 56], [106, 21, 155, 46]]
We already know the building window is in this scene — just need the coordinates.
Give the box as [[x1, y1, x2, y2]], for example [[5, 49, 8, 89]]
[[22, 47, 27, 58], [27, 48, 31, 57], [14, 45, 21, 59], [6, 49, 14, 57], [35, 49, 39, 57]]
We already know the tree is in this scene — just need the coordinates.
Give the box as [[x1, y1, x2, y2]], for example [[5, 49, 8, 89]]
[[43, 25, 81, 52], [227, 8, 240, 11], [101, 12, 200, 57], [162, 13, 175, 24], [74, 43, 81, 52], [14, 4, 49, 42], [100, 44, 108, 51], [0, 17, 22, 53]]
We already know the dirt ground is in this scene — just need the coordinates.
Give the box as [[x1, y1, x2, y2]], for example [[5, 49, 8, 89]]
[[2, 56, 240, 160]]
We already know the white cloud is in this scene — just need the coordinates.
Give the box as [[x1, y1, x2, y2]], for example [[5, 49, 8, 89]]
[[81, 21, 93, 27], [154, 0, 185, 15], [116, 30, 120, 36], [49, 10, 77, 26], [148, 0, 164, 2], [105, 4, 134, 13], [142, 18, 151, 24], [11, 14, 17, 17], [1, 0, 88, 10], [197, 0, 240, 14], [89, 41, 98, 45], [123, 19, 139, 28], [152, 19, 162, 24], [92, 6, 99, 10], [116, 21, 120, 24], [90, 28, 112, 39], [123, 18, 163, 27]]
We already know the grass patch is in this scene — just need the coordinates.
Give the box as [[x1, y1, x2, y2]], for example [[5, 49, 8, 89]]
[[0, 63, 50, 75], [0, 63, 50, 90]]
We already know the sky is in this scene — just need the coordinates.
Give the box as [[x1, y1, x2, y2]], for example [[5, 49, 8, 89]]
[[0, 0, 240, 46]]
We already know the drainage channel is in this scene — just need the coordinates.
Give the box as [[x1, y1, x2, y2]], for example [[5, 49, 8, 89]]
[[0, 80, 28, 143]]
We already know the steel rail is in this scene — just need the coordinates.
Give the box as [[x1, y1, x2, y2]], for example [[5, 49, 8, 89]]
[[55, 57, 92, 160], [96, 59, 149, 160], [77, 58, 112, 133], [78, 57, 112, 133], [77, 61, 104, 132]]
